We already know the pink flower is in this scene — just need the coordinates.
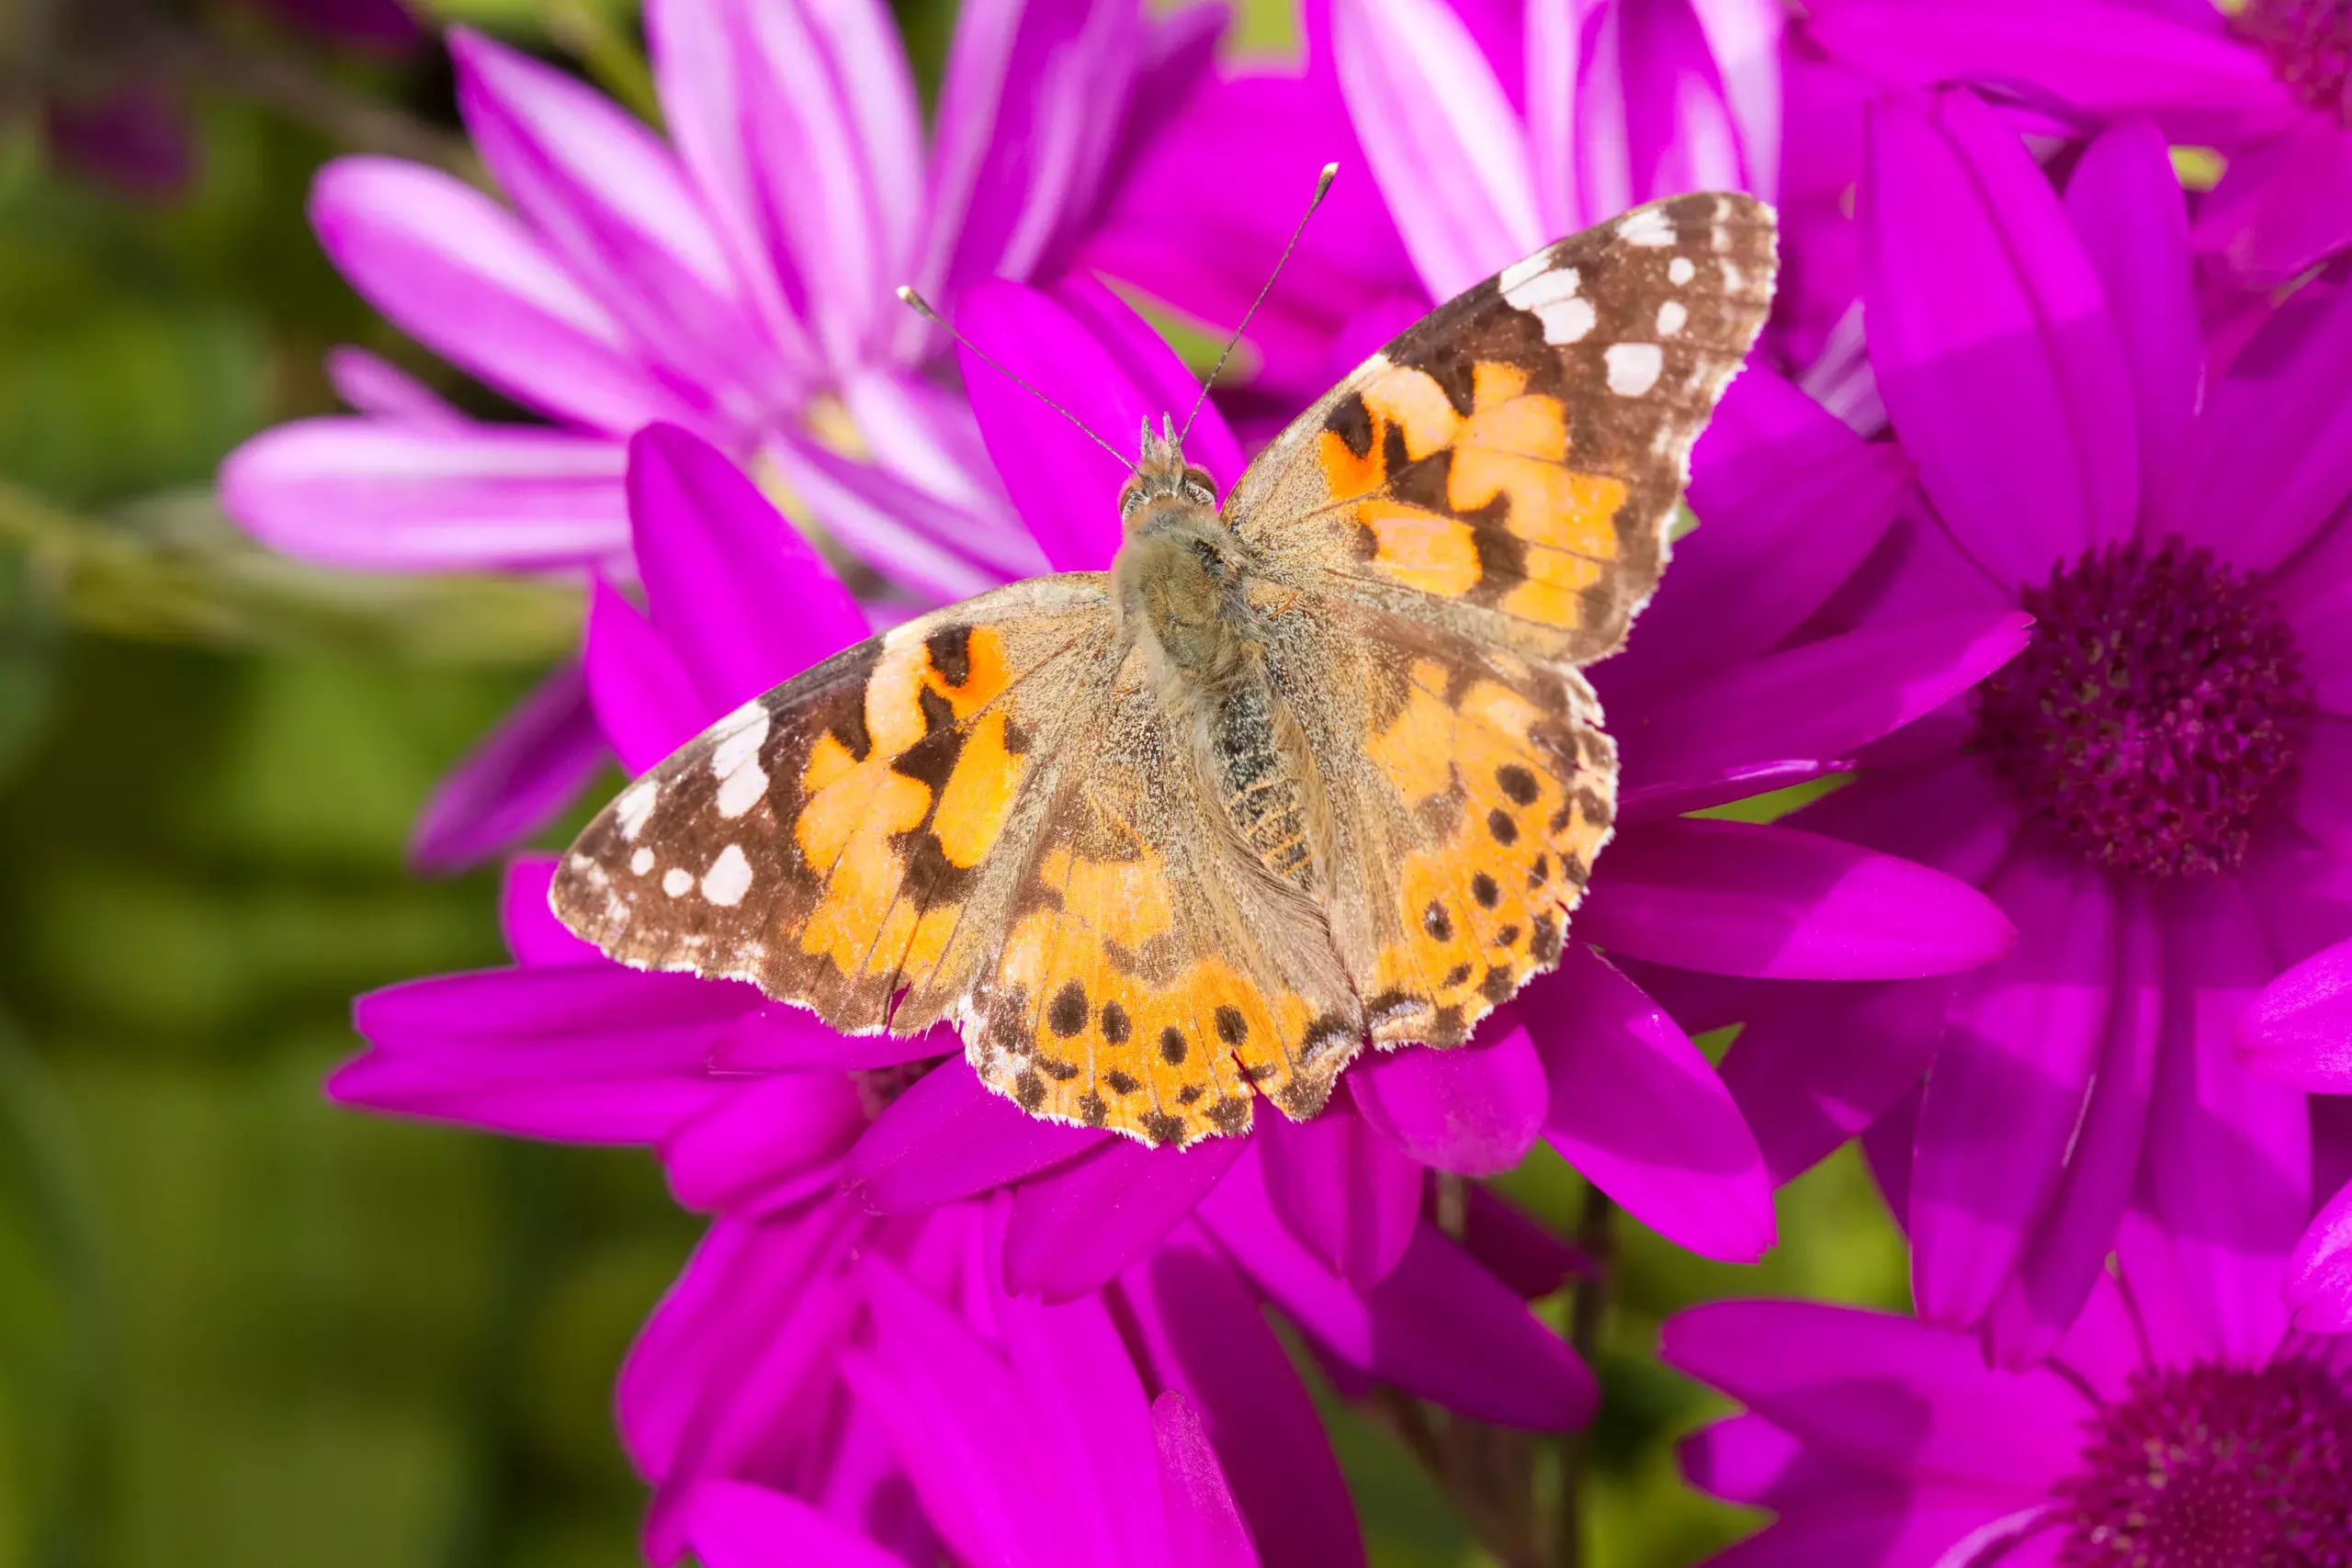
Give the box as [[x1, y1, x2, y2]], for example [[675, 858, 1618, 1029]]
[[1665, 1210, 2352, 1565], [2241, 936, 2352, 1333], [1736, 101, 2352, 1364]]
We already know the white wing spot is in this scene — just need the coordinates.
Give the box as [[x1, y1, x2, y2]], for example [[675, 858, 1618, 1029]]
[[629, 848, 654, 875], [1617, 208, 1674, 247], [1656, 300, 1689, 336], [1723, 260, 1747, 291], [1536, 298, 1597, 344], [662, 867, 694, 897], [615, 780, 659, 840], [1498, 253, 1553, 292], [1668, 256, 1697, 285], [1502, 265, 1579, 310], [710, 710, 771, 779], [716, 759, 768, 819], [702, 845, 753, 907], [1605, 343, 1665, 397]]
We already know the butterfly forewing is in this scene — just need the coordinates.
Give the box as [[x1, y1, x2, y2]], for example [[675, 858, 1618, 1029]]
[[1227, 190, 1778, 669]]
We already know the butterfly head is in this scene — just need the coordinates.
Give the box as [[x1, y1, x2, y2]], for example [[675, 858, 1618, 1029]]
[[1119, 413, 1219, 533]]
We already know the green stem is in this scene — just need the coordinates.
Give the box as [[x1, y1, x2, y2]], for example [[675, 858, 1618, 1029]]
[[1555, 1184, 1617, 1568]]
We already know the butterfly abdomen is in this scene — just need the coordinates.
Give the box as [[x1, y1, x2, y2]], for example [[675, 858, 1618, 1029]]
[[1206, 680, 1317, 890]]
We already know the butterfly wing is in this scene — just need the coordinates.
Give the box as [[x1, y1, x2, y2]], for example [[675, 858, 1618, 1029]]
[[1225, 191, 1777, 668], [1261, 592, 1616, 1053], [959, 673, 1365, 1145], [552, 575, 1114, 1032]]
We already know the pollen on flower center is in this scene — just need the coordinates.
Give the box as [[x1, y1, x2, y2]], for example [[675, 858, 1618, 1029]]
[[2237, 0, 2352, 124], [1974, 536, 2312, 880], [2054, 1358, 2352, 1567]]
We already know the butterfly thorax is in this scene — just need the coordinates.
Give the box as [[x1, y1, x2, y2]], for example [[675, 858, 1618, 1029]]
[[1112, 440, 1324, 893]]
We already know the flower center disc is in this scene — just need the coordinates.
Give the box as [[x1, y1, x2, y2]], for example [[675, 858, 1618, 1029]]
[[2056, 1359, 2352, 1567], [1975, 537, 2312, 880], [2238, 0, 2352, 124]]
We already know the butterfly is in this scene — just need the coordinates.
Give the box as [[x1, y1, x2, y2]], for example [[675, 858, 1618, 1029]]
[[553, 192, 1778, 1147]]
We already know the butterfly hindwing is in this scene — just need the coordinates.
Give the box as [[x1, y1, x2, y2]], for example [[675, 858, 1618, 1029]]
[[1226, 191, 1777, 667]]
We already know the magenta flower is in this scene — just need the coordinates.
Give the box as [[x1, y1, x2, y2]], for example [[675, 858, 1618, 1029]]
[[1663, 1210, 2347, 1565], [1091, 0, 1785, 423], [811, 265, 2018, 1296], [2242, 936, 2352, 1334], [1736, 100, 2352, 1364], [218, 0, 1218, 869], [680, 1390, 1259, 1568], [1803, 0, 2352, 292]]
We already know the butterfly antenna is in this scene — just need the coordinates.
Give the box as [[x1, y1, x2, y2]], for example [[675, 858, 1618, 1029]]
[[1178, 162, 1339, 444], [896, 287, 1137, 474]]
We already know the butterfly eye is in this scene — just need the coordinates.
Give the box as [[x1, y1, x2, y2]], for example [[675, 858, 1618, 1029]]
[[1119, 486, 1147, 520], [1181, 469, 1217, 508]]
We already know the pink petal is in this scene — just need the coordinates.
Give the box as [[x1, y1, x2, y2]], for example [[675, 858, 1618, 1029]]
[[628, 423, 867, 712], [2193, 118, 2352, 290], [1121, 1231, 1368, 1568], [2063, 118, 2199, 497], [322, 345, 465, 423], [1861, 89, 2136, 584], [1716, 977, 1953, 1187], [408, 660, 605, 874], [1333, 0, 1541, 299], [1659, 1298, 2086, 1490], [659, 1073, 866, 1213], [450, 28, 784, 410], [1577, 818, 2018, 980], [219, 417, 629, 571], [849, 1057, 1106, 1212], [2140, 877, 2310, 1366], [1003, 1133, 1249, 1301], [1525, 946, 1774, 1262], [1259, 1098, 1423, 1287], [763, 433, 1023, 604], [327, 1050, 724, 1143], [2287, 1178, 2352, 1333], [583, 577, 707, 774], [2237, 936, 2352, 1091], [1154, 1393, 1261, 1568], [309, 156, 681, 434], [684, 1481, 908, 1568], [1348, 1021, 1549, 1177], [1909, 855, 2117, 1330], [707, 1007, 947, 1072]]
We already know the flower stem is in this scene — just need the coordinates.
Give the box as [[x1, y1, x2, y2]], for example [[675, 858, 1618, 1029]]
[[1554, 1183, 1617, 1568]]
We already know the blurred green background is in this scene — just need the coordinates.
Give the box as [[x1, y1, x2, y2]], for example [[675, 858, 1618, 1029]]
[[0, 4, 1909, 1564]]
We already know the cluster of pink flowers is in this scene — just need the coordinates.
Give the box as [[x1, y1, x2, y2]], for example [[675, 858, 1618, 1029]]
[[218, 0, 2352, 1562]]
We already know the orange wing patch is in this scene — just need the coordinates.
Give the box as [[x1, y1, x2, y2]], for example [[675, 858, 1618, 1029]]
[[1314, 357, 1629, 637], [1358, 655, 1615, 1047]]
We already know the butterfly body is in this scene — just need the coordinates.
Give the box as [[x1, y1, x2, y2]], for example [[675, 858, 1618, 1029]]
[[554, 193, 1779, 1145]]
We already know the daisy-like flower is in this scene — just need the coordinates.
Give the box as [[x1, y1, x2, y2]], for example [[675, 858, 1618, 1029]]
[[1736, 100, 2352, 1364], [218, 0, 1220, 868], [1802, 0, 2352, 292], [1662, 1209, 2348, 1566], [2242, 937, 2352, 1333], [813, 263, 2018, 1296], [1091, 0, 1787, 423]]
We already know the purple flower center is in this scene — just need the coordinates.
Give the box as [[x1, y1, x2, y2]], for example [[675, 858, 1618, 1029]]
[[2055, 1358, 2352, 1567], [1974, 537, 2312, 880], [2238, 0, 2352, 124]]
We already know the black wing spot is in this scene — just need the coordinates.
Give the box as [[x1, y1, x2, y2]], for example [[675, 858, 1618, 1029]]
[[1480, 965, 1516, 1004], [1497, 764, 1540, 806], [1078, 1091, 1109, 1127], [1487, 808, 1520, 846], [1528, 852, 1551, 888], [1100, 1000, 1131, 1045], [1472, 873, 1500, 908], [924, 625, 973, 687], [1177, 1085, 1204, 1105], [1013, 1070, 1046, 1111], [1215, 1005, 1249, 1046], [1496, 924, 1521, 948], [1105, 1070, 1140, 1096], [1159, 1026, 1189, 1066], [1442, 963, 1474, 988], [1038, 1055, 1081, 1081], [1329, 391, 1375, 458], [1530, 913, 1562, 964], [1141, 1111, 1185, 1145], [1300, 1013, 1358, 1064], [1048, 980, 1089, 1037], [1207, 1099, 1250, 1134], [1423, 901, 1453, 941]]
